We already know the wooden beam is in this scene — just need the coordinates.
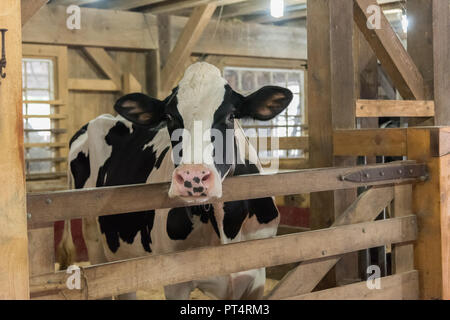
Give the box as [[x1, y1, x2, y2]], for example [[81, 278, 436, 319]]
[[28, 228, 54, 276], [407, 127, 450, 299], [170, 15, 307, 60], [160, 3, 217, 95], [353, 0, 426, 100], [30, 216, 417, 299], [285, 271, 419, 300], [267, 186, 395, 299], [0, 0, 30, 299], [26, 162, 423, 229], [22, 5, 158, 50], [68, 79, 120, 92], [142, 0, 247, 14], [81, 0, 166, 10], [21, 0, 48, 26], [333, 128, 407, 157], [356, 100, 435, 118], [222, 0, 306, 19], [83, 48, 123, 89]]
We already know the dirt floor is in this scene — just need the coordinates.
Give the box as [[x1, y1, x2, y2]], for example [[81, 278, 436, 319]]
[[136, 278, 279, 300]]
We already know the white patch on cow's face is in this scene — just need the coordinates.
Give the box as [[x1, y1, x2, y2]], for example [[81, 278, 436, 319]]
[[168, 62, 227, 199], [176, 62, 227, 164]]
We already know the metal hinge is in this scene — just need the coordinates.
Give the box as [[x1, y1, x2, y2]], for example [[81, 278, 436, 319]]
[[340, 163, 428, 183]]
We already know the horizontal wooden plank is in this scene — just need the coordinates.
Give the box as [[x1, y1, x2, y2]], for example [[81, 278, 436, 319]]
[[171, 16, 307, 60], [30, 216, 417, 299], [23, 114, 67, 119], [26, 162, 424, 228], [24, 142, 66, 149], [23, 100, 65, 105], [261, 158, 309, 170], [25, 157, 67, 163], [68, 79, 119, 92], [26, 172, 66, 181], [256, 137, 309, 151], [356, 100, 435, 117], [334, 128, 407, 156], [22, 5, 158, 50], [24, 129, 67, 134], [285, 270, 419, 300]]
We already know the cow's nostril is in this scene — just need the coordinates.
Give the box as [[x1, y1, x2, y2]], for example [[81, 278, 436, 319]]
[[202, 173, 211, 182], [175, 173, 184, 184]]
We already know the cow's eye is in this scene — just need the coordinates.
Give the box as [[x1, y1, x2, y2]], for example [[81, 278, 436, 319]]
[[228, 114, 235, 122]]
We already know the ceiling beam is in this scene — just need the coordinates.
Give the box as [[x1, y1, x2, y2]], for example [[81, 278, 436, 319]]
[[141, 0, 247, 15], [21, 0, 48, 26], [80, 0, 166, 10]]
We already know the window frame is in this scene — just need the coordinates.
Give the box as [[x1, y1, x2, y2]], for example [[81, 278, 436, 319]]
[[22, 44, 69, 189]]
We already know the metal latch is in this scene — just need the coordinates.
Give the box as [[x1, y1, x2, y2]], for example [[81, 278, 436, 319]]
[[340, 163, 428, 183]]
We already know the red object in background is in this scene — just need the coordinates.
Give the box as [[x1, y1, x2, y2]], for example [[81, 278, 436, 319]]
[[278, 206, 309, 228], [54, 219, 88, 262]]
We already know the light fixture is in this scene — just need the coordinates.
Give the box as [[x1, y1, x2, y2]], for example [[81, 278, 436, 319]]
[[270, 0, 284, 19]]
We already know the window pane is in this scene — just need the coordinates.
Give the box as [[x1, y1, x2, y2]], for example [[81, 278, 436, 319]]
[[27, 118, 51, 130], [26, 103, 51, 115]]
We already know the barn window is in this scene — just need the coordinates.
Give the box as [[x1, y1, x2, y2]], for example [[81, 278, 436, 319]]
[[22, 45, 69, 192], [22, 58, 57, 177], [223, 66, 307, 162]]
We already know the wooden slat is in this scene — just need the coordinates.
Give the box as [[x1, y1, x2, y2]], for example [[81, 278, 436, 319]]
[[22, 5, 158, 50], [0, 0, 30, 299], [21, 0, 48, 26], [24, 143, 66, 149], [24, 129, 67, 134], [122, 72, 143, 94], [23, 114, 67, 119], [26, 172, 67, 181], [82, 0, 166, 10], [353, 0, 426, 100], [260, 158, 309, 170], [430, 127, 450, 157], [257, 137, 309, 151], [267, 186, 394, 299], [26, 162, 423, 229], [333, 128, 407, 156], [356, 100, 435, 117], [392, 184, 415, 274], [285, 271, 419, 300], [68, 79, 119, 92], [23, 100, 65, 105], [25, 157, 67, 163], [30, 216, 417, 299], [160, 3, 217, 95]]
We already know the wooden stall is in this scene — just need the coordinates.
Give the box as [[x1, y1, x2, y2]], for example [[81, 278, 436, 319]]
[[0, 0, 449, 300]]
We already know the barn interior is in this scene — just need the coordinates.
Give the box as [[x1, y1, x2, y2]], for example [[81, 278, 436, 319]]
[[0, 0, 449, 300]]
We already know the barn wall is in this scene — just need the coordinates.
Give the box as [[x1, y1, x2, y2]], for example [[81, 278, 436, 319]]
[[66, 48, 150, 139]]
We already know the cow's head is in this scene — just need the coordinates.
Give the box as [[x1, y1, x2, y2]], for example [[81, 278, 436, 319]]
[[114, 62, 292, 201]]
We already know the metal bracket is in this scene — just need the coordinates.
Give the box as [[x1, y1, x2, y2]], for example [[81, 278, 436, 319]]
[[340, 163, 428, 183], [0, 29, 7, 84]]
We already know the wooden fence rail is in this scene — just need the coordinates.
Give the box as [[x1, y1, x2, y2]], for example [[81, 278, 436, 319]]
[[27, 162, 426, 229], [30, 215, 417, 299]]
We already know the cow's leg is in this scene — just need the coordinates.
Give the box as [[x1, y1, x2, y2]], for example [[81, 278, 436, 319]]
[[228, 268, 266, 300], [164, 281, 195, 300]]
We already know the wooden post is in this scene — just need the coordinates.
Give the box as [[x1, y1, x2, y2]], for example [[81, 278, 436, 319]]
[[407, 127, 450, 300], [0, 0, 30, 299], [408, 0, 450, 126], [307, 0, 356, 287]]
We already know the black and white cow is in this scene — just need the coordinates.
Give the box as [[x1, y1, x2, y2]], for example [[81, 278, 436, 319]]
[[58, 62, 293, 300]]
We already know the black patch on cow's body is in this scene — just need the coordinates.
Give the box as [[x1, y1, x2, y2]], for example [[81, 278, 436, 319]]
[[167, 205, 220, 240], [92, 121, 170, 253], [70, 152, 90, 189], [70, 123, 89, 148]]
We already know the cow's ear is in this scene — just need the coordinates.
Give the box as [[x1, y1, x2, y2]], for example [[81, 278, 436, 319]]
[[114, 93, 165, 127], [236, 86, 293, 121]]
